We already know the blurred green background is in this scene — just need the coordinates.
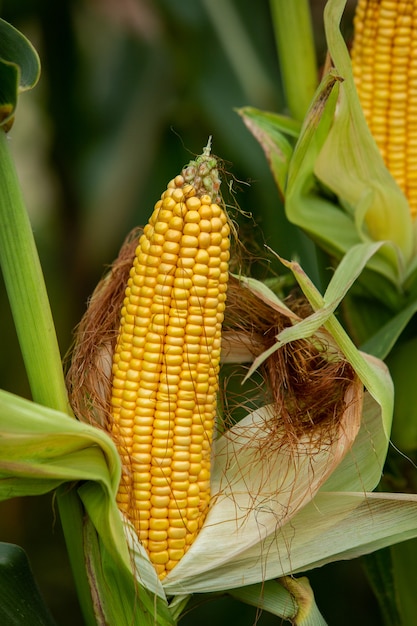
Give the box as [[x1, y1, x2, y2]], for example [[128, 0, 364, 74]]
[[0, 0, 381, 623]]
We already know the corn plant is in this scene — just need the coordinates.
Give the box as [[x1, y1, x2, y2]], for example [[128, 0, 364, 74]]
[[2, 1, 417, 625]]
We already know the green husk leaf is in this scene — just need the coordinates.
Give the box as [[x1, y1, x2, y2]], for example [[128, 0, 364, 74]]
[[228, 579, 297, 620], [284, 67, 401, 288], [284, 71, 357, 254], [0, 389, 173, 626]]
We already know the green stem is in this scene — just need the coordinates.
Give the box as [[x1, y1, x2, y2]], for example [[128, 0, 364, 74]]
[[0, 129, 68, 413], [0, 129, 98, 622], [269, 0, 318, 121]]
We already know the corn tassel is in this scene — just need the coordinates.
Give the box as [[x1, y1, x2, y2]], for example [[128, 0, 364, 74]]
[[351, 0, 417, 218], [110, 141, 230, 578]]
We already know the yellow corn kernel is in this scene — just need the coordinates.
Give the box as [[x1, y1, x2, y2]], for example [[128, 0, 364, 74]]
[[110, 140, 229, 579], [351, 0, 417, 217]]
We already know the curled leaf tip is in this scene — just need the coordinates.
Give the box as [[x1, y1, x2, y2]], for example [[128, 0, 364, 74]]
[[0, 18, 41, 130]]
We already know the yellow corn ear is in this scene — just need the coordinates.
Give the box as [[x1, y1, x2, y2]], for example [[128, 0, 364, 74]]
[[110, 143, 230, 579], [351, 0, 417, 218]]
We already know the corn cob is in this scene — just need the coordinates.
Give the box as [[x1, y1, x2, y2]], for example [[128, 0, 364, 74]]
[[110, 141, 230, 579], [351, 0, 417, 218]]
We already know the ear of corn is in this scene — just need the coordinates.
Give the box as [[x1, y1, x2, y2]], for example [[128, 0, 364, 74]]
[[110, 141, 230, 579], [351, 0, 417, 218]]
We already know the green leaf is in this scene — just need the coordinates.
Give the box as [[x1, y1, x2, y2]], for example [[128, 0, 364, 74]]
[[238, 106, 299, 195], [0, 543, 57, 626], [284, 70, 352, 253], [81, 513, 168, 626], [0, 18, 40, 128]]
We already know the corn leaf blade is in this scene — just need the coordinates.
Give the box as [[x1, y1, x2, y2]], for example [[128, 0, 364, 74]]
[[0, 543, 57, 626]]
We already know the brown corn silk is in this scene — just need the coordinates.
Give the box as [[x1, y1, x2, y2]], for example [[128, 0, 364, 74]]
[[222, 277, 359, 452], [351, 0, 417, 217]]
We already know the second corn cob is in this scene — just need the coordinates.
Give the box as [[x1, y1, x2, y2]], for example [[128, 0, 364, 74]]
[[110, 141, 230, 579], [351, 0, 417, 218]]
